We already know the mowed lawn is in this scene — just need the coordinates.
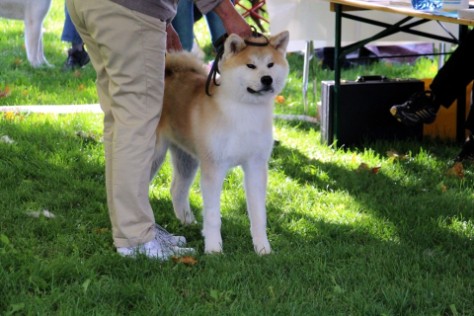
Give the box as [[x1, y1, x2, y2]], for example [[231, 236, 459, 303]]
[[1, 1, 474, 315]]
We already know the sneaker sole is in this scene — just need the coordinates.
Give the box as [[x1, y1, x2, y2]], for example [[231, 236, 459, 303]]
[[390, 106, 406, 124], [389, 106, 435, 126]]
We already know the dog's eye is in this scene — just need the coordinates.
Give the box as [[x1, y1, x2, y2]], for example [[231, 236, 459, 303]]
[[268, 63, 274, 68], [247, 64, 256, 69]]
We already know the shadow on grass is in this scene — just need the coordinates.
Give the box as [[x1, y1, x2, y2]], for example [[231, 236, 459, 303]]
[[2, 116, 474, 314], [0, 115, 111, 254], [0, 117, 103, 206], [270, 141, 474, 255], [2, 114, 471, 257]]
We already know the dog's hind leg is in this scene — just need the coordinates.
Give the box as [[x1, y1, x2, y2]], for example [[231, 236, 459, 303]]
[[169, 145, 198, 225], [200, 162, 227, 253], [242, 159, 271, 255], [150, 135, 169, 182]]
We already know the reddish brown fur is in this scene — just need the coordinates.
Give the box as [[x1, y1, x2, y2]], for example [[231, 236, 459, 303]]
[[159, 52, 220, 154]]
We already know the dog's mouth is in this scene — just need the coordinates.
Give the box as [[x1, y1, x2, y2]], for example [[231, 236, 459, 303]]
[[247, 75, 275, 95], [247, 86, 275, 95]]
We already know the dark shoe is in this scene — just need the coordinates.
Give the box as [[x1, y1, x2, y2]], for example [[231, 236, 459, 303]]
[[454, 135, 474, 162], [389, 90, 439, 126], [63, 47, 90, 71]]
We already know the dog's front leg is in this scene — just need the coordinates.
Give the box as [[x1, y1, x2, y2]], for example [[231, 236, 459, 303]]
[[23, 18, 48, 67], [23, 18, 41, 67], [200, 162, 226, 254], [243, 159, 271, 255]]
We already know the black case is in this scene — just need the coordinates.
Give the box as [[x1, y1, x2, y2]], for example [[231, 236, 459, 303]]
[[320, 76, 424, 146]]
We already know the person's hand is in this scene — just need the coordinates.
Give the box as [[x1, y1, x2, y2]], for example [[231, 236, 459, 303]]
[[213, 0, 252, 38], [222, 14, 251, 38], [166, 24, 183, 52]]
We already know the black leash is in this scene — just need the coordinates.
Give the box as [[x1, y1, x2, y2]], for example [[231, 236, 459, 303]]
[[205, 27, 269, 96]]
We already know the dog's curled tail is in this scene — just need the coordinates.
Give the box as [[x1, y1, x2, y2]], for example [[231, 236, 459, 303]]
[[165, 51, 208, 77]]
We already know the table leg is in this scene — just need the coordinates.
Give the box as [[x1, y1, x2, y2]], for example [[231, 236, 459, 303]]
[[333, 3, 342, 143], [456, 25, 469, 143]]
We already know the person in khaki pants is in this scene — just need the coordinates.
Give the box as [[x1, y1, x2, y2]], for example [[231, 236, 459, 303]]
[[66, 0, 251, 260]]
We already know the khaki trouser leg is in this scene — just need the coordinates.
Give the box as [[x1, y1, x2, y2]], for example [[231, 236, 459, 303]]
[[66, 0, 166, 248]]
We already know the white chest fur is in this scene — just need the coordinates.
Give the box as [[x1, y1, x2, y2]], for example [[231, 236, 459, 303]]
[[198, 97, 274, 167]]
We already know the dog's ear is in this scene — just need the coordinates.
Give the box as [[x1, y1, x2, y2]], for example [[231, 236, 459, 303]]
[[223, 33, 246, 58], [270, 31, 290, 55]]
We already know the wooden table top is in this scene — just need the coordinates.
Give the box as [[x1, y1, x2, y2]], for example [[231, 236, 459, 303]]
[[327, 0, 474, 26]]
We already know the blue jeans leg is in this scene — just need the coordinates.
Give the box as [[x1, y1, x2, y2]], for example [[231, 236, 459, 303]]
[[171, 0, 194, 51], [61, 4, 83, 45], [205, 11, 227, 47]]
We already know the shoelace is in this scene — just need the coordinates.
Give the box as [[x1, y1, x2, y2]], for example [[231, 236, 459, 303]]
[[406, 90, 435, 110], [205, 27, 269, 96], [153, 224, 179, 246]]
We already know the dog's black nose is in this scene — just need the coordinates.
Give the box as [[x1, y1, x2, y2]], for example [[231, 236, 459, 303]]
[[261, 76, 273, 86]]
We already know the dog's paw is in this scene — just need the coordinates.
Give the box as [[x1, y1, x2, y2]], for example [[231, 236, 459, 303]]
[[253, 239, 271, 255], [175, 208, 197, 225], [204, 235, 223, 254], [179, 213, 197, 226], [204, 244, 223, 254]]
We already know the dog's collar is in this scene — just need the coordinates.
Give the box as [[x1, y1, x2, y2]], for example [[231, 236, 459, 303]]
[[205, 29, 269, 96]]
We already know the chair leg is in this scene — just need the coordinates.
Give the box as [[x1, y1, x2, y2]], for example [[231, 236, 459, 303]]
[[303, 40, 314, 115]]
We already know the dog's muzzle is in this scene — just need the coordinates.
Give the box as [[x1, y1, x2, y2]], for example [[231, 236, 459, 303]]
[[247, 76, 275, 95]]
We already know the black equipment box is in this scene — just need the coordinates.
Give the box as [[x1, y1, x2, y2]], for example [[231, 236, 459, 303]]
[[320, 76, 424, 146]]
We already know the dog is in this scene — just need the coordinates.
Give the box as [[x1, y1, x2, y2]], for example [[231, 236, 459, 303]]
[[0, 0, 52, 67], [152, 31, 289, 255]]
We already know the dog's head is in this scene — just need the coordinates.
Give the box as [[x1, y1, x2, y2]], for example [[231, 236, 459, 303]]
[[217, 31, 290, 103]]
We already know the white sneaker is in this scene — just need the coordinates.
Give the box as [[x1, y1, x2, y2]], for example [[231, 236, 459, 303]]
[[117, 239, 170, 259], [117, 224, 195, 260], [154, 224, 187, 247], [117, 239, 195, 260]]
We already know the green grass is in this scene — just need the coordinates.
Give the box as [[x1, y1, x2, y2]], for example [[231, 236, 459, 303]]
[[1, 1, 474, 315], [0, 0, 97, 105]]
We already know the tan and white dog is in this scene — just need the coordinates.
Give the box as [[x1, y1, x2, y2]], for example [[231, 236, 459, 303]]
[[0, 0, 52, 67], [152, 31, 289, 255]]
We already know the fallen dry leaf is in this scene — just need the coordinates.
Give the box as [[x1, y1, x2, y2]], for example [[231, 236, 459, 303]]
[[351, 154, 359, 164], [357, 162, 370, 171], [3, 111, 25, 122], [3, 111, 16, 121], [371, 166, 382, 174], [386, 150, 409, 160], [0, 135, 15, 144], [26, 209, 56, 219], [13, 58, 23, 66], [356, 163, 381, 174], [76, 130, 98, 143], [0, 86, 11, 98], [446, 162, 464, 178], [172, 256, 198, 266], [440, 183, 448, 192], [93, 227, 110, 235]]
